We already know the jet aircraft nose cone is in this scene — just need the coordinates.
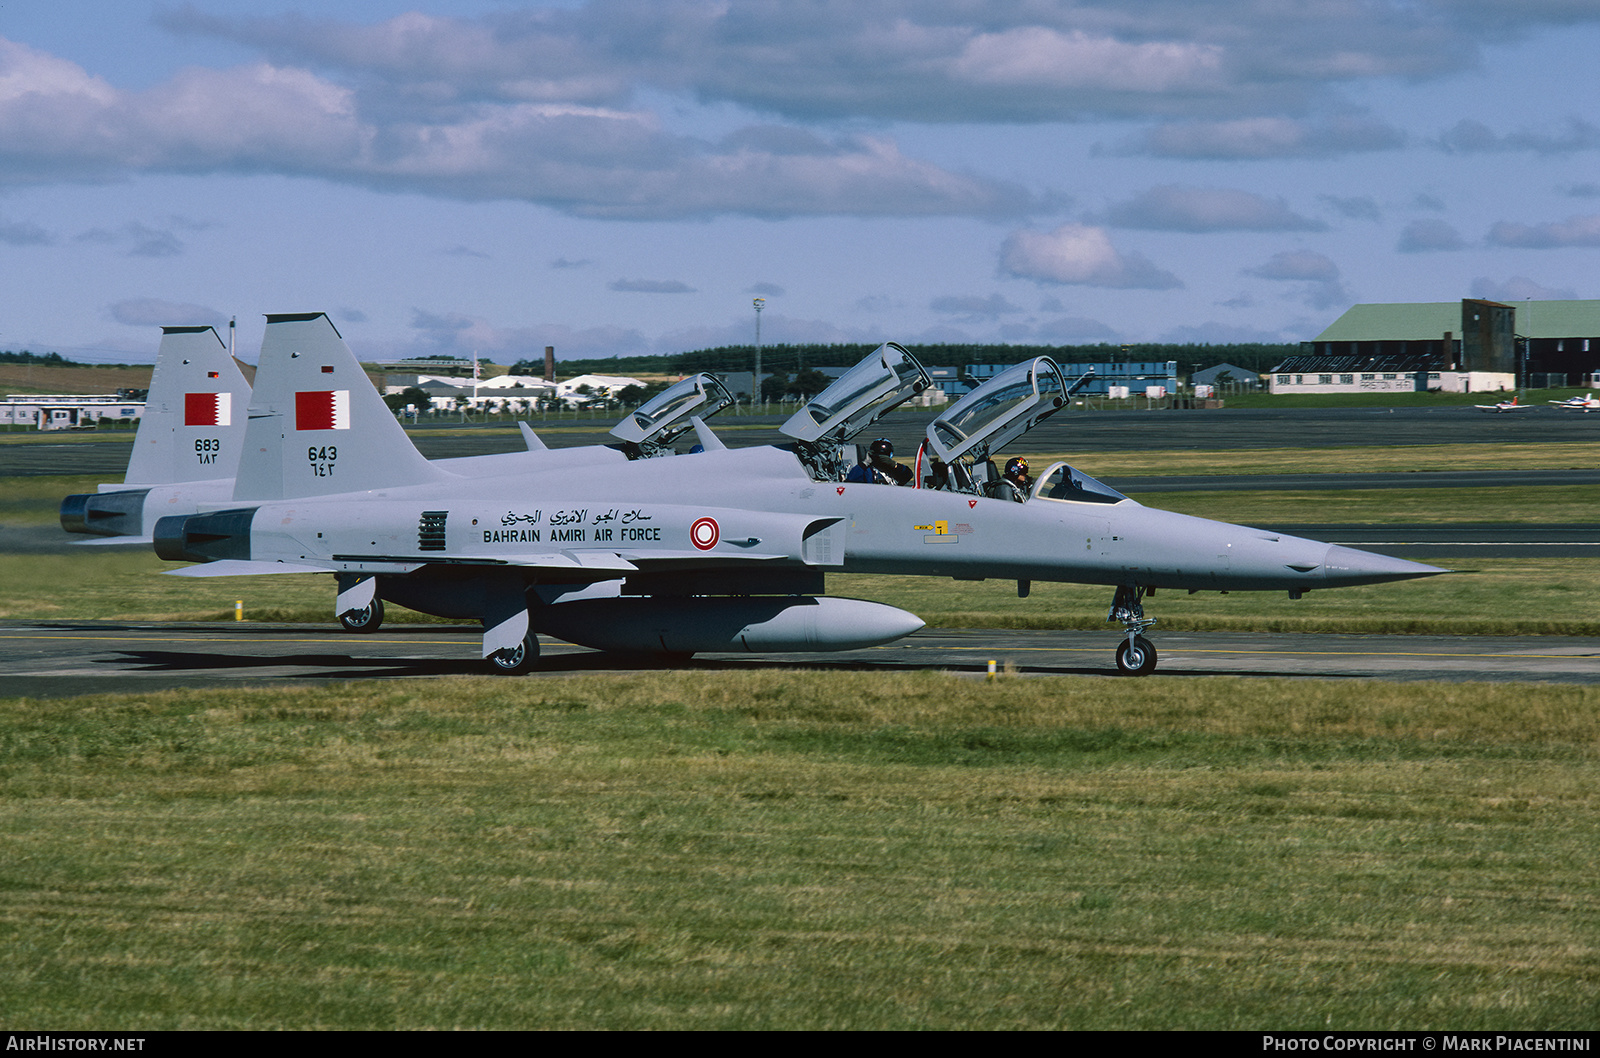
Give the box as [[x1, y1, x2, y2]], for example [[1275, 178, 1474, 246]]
[[1322, 544, 1449, 586]]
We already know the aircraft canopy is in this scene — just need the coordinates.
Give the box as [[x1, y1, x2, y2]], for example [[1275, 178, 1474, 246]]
[[924, 357, 1068, 463], [1032, 461, 1127, 504], [779, 343, 930, 444], [609, 373, 734, 446]]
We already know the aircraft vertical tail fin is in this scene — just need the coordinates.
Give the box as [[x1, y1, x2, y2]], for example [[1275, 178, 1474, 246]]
[[234, 313, 453, 500], [124, 326, 251, 485]]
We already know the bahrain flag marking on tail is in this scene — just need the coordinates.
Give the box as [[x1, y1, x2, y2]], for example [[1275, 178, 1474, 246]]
[[184, 392, 232, 426], [295, 390, 351, 430]]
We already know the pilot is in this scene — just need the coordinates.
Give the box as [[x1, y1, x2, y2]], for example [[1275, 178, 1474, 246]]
[[997, 456, 1032, 501], [846, 438, 912, 485]]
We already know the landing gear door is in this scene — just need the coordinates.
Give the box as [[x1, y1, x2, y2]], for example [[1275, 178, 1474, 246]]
[[778, 343, 931, 445], [924, 357, 1069, 464], [609, 373, 735, 448]]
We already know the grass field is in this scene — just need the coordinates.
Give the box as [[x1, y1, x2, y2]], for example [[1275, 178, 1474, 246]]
[[2, 673, 1596, 1030]]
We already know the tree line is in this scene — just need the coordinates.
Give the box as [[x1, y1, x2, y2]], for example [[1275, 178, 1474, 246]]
[[544, 342, 1299, 381]]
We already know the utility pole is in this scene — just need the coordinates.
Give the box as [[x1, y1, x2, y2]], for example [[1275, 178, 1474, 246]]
[[753, 297, 765, 407]]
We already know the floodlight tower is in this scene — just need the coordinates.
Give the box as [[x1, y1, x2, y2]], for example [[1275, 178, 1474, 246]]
[[753, 297, 765, 405]]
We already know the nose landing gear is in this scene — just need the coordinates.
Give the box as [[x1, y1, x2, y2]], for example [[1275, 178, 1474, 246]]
[[1109, 585, 1158, 676]]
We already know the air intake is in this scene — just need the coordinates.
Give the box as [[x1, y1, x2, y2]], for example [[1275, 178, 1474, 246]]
[[419, 511, 448, 551]]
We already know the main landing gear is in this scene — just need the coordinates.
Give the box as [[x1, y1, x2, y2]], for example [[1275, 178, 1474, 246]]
[[338, 597, 384, 633], [488, 630, 540, 675], [1109, 585, 1158, 676]]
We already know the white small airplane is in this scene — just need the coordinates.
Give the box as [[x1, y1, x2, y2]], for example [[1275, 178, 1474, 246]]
[[1549, 393, 1600, 411], [1475, 394, 1535, 413]]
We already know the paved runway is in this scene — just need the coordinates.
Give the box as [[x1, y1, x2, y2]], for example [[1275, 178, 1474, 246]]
[[2, 622, 1594, 698]]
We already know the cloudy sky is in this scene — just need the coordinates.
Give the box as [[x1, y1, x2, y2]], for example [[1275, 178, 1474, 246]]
[[3, 0, 1598, 364]]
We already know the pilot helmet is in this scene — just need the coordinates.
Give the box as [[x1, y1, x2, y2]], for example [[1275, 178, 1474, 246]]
[[1004, 456, 1029, 480], [868, 437, 894, 465]]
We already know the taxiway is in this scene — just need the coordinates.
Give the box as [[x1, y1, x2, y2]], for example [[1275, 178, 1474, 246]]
[[2, 622, 1595, 699]]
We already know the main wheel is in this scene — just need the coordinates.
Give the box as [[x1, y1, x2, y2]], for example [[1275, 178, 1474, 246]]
[[1115, 635, 1157, 676], [338, 598, 384, 633], [487, 631, 540, 675]]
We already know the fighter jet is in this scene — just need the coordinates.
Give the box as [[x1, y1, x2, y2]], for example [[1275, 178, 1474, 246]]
[[152, 313, 1445, 676]]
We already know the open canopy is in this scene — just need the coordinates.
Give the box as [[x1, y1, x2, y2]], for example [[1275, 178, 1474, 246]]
[[924, 357, 1069, 464], [779, 343, 930, 445], [609, 373, 734, 447]]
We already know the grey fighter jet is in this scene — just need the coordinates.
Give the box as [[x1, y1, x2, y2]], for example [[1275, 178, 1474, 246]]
[[153, 313, 1445, 676]]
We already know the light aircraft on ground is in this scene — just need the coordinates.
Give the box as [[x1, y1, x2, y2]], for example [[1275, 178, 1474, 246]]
[[1548, 393, 1600, 411], [1474, 395, 1535, 412], [148, 313, 1445, 676]]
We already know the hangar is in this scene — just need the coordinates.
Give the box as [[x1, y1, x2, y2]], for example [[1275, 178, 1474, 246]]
[[1271, 299, 1600, 394]]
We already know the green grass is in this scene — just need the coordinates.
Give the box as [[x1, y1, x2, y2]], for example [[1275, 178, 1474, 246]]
[[1144, 485, 1600, 525], [1, 672, 1595, 1029], [1193, 388, 1591, 410], [1023, 442, 1600, 477], [843, 556, 1600, 635]]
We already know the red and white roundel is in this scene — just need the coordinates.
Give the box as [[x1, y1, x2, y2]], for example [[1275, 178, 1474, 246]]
[[690, 516, 720, 550]]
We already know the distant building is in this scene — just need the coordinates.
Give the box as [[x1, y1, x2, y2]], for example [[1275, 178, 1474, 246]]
[[1190, 363, 1261, 390], [968, 360, 1179, 398], [1272, 299, 1600, 394], [1, 394, 143, 430]]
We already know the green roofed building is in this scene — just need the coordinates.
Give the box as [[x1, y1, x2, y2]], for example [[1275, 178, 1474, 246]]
[[1271, 299, 1600, 394]]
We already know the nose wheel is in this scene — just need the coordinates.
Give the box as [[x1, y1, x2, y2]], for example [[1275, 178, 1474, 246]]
[[1116, 635, 1157, 676], [1109, 584, 1158, 676]]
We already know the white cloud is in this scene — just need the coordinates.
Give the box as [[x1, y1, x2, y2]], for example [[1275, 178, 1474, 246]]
[[1159, 321, 1295, 344], [1319, 195, 1382, 222], [108, 299, 225, 328], [384, 308, 650, 361], [930, 294, 1024, 320], [1034, 316, 1120, 342], [0, 214, 51, 245], [1000, 224, 1181, 289], [1439, 117, 1600, 154], [1124, 116, 1405, 159], [0, 36, 1034, 220], [1244, 251, 1352, 310], [149, 3, 1600, 127], [950, 28, 1223, 93], [610, 278, 697, 293], [1396, 219, 1465, 252], [1487, 214, 1600, 248], [1470, 276, 1579, 301], [1106, 186, 1325, 232]]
